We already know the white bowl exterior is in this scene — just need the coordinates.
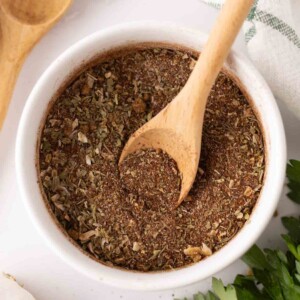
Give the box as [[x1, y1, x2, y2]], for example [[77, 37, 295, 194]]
[[16, 22, 286, 291]]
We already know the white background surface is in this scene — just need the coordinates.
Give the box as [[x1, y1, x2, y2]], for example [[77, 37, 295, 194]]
[[0, 0, 299, 299]]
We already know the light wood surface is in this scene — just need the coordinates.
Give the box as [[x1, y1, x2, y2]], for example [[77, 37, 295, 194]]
[[120, 0, 254, 207], [0, 0, 72, 129]]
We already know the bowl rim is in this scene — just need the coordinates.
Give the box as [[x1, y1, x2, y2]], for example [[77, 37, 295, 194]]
[[16, 21, 287, 291]]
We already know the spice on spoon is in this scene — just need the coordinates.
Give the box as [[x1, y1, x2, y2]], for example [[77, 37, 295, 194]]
[[119, 148, 181, 210]]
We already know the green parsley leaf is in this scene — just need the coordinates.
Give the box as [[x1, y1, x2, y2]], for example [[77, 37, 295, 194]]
[[241, 245, 269, 270], [287, 160, 300, 203], [212, 278, 237, 300], [282, 234, 300, 261], [234, 275, 270, 300], [282, 217, 300, 245]]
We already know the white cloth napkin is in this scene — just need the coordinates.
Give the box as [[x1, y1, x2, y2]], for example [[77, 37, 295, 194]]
[[201, 0, 300, 119]]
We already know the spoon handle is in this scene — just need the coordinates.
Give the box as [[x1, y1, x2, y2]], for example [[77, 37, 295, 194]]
[[0, 13, 33, 130], [188, 0, 254, 115], [0, 19, 46, 130], [0, 54, 25, 129]]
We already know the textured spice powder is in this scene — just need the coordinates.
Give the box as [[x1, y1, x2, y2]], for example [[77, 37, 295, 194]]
[[38, 47, 265, 271], [120, 149, 181, 210]]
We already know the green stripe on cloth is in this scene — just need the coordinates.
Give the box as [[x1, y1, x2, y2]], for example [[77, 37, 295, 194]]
[[245, 0, 259, 43], [204, 1, 222, 9], [253, 10, 300, 48], [247, 0, 260, 21], [245, 25, 257, 43]]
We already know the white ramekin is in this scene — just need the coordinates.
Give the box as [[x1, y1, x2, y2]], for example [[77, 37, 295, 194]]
[[16, 22, 286, 291]]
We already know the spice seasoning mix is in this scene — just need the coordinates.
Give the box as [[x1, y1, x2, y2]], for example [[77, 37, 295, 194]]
[[38, 47, 265, 271]]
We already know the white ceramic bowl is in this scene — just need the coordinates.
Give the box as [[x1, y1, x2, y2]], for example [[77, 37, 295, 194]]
[[16, 22, 286, 291]]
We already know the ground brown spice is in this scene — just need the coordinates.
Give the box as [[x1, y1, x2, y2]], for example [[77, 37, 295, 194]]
[[120, 149, 181, 210], [38, 47, 265, 271]]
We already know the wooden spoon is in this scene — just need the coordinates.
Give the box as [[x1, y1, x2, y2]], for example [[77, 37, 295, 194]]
[[119, 0, 254, 206], [0, 0, 72, 129]]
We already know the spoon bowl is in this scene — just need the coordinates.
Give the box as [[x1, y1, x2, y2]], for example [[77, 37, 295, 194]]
[[120, 126, 199, 205], [0, 0, 71, 25]]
